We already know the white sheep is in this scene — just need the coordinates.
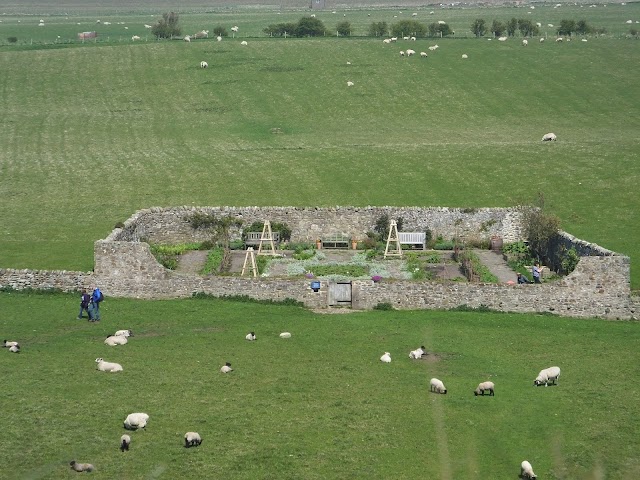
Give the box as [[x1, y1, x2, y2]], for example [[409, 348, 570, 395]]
[[399, 50, 405, 56], [461, 53, 468, 59], [185, 431, 202, 447], [220, 362, 233, 373], [245, 332, 256, 341], [144, 24, 152, 29], [95, 357, 123, 373], [231, 26, 239, 32], [194, 30, 208, 39], [438, 20, 446, 25], [520, 460, 537, 479], [131, 35, 140, 41], [114, 330, 133, 337], [124, 412, 149, 430], [412, 13, 418, 16], [406, 49, 415, 56], [534, 366, 561, 386], [556, 37, 563, 42], [403, 36, 410, 40], [522, 39, 528, 46], [420, 51, 428, 57], [540, 37, 545, 43], [9, 344, 20, 353], [70, 461, 94, 472], [279, 332, 292, 338], [582, 38, 588, 42], [548, 24, 554, 27], [428, 45, 437, 51], [410, 36, 416, 41], [103, 22, 111, 25], [498, 36, 508, 42], [347, 81, 354, 87], [409, 346, 426, 359], [542, 132, 557, 142], [380, 352, 391, 363], [184, 35, 191, 42], [216, 36, 222, 41], [240, 41, 248, 46], [536, 22, 542, 28], [105, 335, 127, 346], [3, 340, 19, 348], [383, 38, 391, 44], [390, 37, 398, 42], [430, 378, 448, 394], [120, 434, 130, 452], [474, 381, 495, 396], [200, 61, 208, 69]]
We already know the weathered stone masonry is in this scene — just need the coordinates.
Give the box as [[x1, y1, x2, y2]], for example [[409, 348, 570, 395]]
[[1, 206, 637, 320]]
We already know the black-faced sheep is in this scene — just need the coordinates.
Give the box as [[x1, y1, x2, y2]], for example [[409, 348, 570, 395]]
[[220, 362, 233, 373], [409, 346, 426, 359], [114, 329, 133, 337], [245, 332, 256, 341], [534, 366, 561, 386], [184, 431, 202, 447], [3, 340, 18, 348], [474, 381, 495, 396], [520, 460, 537, 479], [9, 344, 20, 353], [430, 378, 448, 394], [542, 133, 557, 141], [120, 434, 130, 452]]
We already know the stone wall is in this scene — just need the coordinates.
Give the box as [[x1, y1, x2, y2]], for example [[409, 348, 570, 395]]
[[1, 206, 636, 320], [109, 205, 526, 245]]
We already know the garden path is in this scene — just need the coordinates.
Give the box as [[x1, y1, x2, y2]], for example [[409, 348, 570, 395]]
[[473, 249, 517, 283], [176, 250, 208, 275]]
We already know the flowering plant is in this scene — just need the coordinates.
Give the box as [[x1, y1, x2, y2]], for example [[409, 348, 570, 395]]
[[305, 272, 314, 279], [371, 275, 382, 283]]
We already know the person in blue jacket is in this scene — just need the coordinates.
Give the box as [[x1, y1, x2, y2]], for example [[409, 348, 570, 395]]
[[90, 286, 103, 321]]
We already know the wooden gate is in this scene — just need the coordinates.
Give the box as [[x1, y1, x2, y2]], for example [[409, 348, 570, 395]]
[[328, 281, 352, 307]]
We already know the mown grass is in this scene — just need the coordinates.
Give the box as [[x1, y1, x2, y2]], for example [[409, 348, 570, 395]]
[[1, 291, 639, 478]]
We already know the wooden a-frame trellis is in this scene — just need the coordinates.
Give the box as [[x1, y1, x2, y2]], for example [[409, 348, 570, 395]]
[[257, 220, 278, 256], [241, 247, 258, 277], [384, 219, 403, 258]]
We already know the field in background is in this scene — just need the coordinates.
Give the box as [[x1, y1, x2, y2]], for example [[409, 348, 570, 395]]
[[1, 292, 639, 479]]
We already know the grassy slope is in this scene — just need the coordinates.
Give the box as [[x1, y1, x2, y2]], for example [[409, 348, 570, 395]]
[[1, 28, 639, 284], [1, 292, 639, 478]]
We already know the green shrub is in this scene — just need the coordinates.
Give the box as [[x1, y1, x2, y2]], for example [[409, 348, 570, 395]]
[[213, 26, 228, 37], [191, 292, 303, 307], [458, 251, 499, 283], [560, 246, 580, 275], [434, 241, 455, 250], [114, 221, 125, 229], [228, 240, 244, 250], [311, 264, 367, 277], [200, 240, 216, 250], [293, 249, 315, 261], [373, 302, 394, 310], [8, 36, 18, 43], [201, 247, 224, 275]]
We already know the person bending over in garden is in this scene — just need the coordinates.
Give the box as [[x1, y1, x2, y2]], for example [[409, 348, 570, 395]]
[[517, 273, 530, 284]]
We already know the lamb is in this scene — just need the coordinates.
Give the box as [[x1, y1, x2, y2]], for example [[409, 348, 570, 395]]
[[582, 38, 588, 42], [216, 36, 222, 41], [380, 352, 391, 363], [420, 52, 428, 57], [105, 335, 127, 346], [540, 37, 545, 43], [124, 412, 149, 430], [474, 381, 495, 396], [114, 329, 133, 337], [400, 51, 405, 56], [131, 35, 140, 41], [409, 346, 426, 359], [245, 332, 256, 341], [406, 49, 415, 56], [498, 36, 508, 41], [70, 461, 94, 472], [534, 366, 561, 386], [184, 35, 191, 42], [95, 358, 123, 373], [120, 434, 131, 452], [347, 81, 354, 87], [522, 39, 528, 46], [430, 378, 447, 394], [184, 431, 202, 447], [240, 41, 248, 46], [9, 344, 20, 353], [279, 332, 292, 338], [461, 54, 468, 59], [220, 362, 233, 373], [200, 61, 208, 69], [383, 39, 391, 44], [542, 133, 557, 142], [520, 460, 537, 479], [428, 45, 438, 51], [231, 26, 239, 32], [3, 340, 19, 348]]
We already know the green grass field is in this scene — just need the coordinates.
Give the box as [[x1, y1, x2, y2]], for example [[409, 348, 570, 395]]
[[1, 292, 639, 479]]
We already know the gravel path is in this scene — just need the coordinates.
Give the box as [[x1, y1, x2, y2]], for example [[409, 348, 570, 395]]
[[176, 250, 208, 275], [473, 249, 517, 283]]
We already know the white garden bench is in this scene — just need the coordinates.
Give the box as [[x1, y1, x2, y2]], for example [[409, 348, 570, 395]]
[[245, 231, 280, 247], [398, 232, 426, 250]]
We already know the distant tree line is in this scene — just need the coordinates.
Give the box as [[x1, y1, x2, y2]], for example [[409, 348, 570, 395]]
[[470, 17, 604, 38], [264, 17, 328, 37], [152, 12, 181, 39]]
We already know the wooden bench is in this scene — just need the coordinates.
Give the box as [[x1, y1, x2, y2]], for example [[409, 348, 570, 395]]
[[245, 231, 280, 247], [321, 234, 350, 249], [398, 232, 426, 250]]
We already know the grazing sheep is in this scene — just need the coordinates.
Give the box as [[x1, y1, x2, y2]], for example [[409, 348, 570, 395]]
[[428, 45, 438, 51], [540, 37, 545, 43], [105, 335, 127, 346], [220, 362, 233, 373], [400, 50, 405, 56], [279, 332, 292, 338], [430, 378, 448, 394], [498, 36, 508, 41], [412, 13, 418, 16], [144, 24, 152, 29], [521, 460, 537, 479], [200, 61, 208, 69], [3, 340, 19, 348], [184, 35, 191, 42], [522, 39, 528, 46], [347, 81, 354, 87], [120, 434, 130, 452], [70, 461, 94, 472], [245, 332, 256, 341], [346, 61, 351, 65], [124, 413, 149, 430], [95, 358, 123, 373], [542, 132, 557, 142], [9, 344, 20, 353], [409, 346, 426, 359], [556, 37, 563, 42], [536, 22, 542, 28], [461, 53, 468, 59], [420, 51, 428, 57], [406, 49, 415, 56], [240, 41, 248, 46], [438, 20, 446, 25], [390, 37, 398, 42], [380, 352, 391, 363], [474, 381, 495, 396], [216, 36, 222, 41], [131, 35, 140, 41], [383, 38, 391, 44], [403, 36, 410, 40], [410, 36, 416, 41], [582, 38, 588, 42], [231, 26, 239, 32], [184, 431, 202, 448], [534, 366, 561, 386], [114, 330, 133, 338]]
